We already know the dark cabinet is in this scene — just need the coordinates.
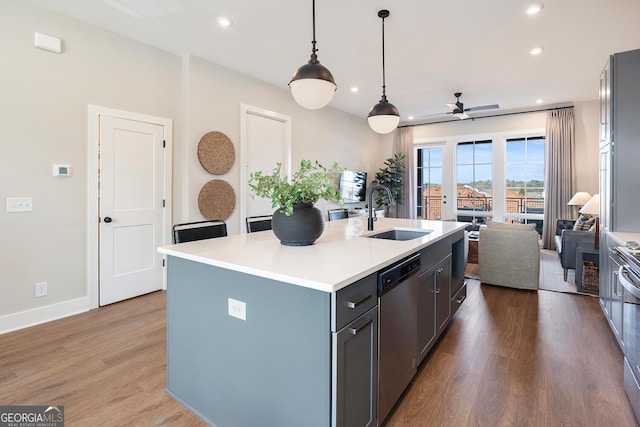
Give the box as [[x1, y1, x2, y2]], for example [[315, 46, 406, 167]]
[[418, 266, 436, 362], [435, 255, 452, 336], [332, 307, 378, 427], [599, 49, 640, 234], [331, 273, 378, 427], [418, 253, 451, 363], [599, 49, 640, 346]]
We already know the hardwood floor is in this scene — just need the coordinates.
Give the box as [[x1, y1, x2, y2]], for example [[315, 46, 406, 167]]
[[385, 278, 638, 426], [1, 272, 637, 426], [0, 292, 204, 426]]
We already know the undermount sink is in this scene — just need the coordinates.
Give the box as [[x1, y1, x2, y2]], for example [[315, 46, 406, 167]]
[[364, 228, 432, 241]]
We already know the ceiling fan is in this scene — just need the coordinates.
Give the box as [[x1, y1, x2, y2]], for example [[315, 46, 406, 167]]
[[424, 92, 500, 120]]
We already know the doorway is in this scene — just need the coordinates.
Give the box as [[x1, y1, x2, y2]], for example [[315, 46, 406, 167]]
[[239, 104, 291, 232], [87, 106, 173, 307]]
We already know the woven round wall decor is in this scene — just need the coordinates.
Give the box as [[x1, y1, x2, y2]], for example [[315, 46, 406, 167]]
[[198, 179, 236, 220], [197, 131, 235, 175]]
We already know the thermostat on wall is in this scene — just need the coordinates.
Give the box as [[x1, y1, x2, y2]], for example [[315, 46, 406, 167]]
[[52, 164, 71, 176]]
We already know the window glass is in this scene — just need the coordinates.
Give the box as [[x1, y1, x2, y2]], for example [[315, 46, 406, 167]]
[[505, 136, 546, 233], [417, 146, 443, 219], [456, 140, 493, 222]]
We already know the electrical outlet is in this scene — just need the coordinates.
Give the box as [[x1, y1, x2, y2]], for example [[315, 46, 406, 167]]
[[228, 298, 246, 321], [35, 281, 47, 297]]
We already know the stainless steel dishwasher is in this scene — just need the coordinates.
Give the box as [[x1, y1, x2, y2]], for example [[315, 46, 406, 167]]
[[378, 253, 421, 422]]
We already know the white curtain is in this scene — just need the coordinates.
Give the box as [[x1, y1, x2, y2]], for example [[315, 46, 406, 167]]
[[543, 107, 576, 249], [393, 127, 415, 219]]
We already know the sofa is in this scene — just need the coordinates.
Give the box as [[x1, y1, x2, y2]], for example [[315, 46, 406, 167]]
[[478, 221, 540, 290], [554, 218, 596, 281]]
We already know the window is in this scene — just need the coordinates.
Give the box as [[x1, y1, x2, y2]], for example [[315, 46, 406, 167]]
[[505, 136, 545, 233], [417, 146, 443, 219], [456, 140, 493, 223]]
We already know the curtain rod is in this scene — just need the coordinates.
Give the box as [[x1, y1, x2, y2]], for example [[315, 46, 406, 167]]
[[398, 105, 574, 128]]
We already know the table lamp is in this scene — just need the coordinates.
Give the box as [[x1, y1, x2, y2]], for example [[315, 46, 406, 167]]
[[568, 192, 592, 210], [579, 194, 600, 249]]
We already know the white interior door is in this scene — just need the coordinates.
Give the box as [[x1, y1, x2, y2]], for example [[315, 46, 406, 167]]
[[99, 116, 165, 305], [240, 104, 291, 231]]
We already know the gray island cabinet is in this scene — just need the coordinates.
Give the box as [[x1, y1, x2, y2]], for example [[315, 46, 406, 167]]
[[158, 218, 466, 427]]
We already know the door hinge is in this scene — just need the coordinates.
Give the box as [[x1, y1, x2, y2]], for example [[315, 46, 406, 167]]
[[163, 259, 165, 267], [163, 140, 166, 148], [163, 199, 165, 208]]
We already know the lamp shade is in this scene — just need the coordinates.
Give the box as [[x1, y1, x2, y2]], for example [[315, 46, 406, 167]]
[[568, 191, 592, 206], [289, 62, 337, 110], [367, 99, 400, 134], [579, 194, 600, 216]]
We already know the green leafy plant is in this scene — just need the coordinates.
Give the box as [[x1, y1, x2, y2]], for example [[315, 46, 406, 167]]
[[249, 159, 344, 216], [374, 152, 406, 212]]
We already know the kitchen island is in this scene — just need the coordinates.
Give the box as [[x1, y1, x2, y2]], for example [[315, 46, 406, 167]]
[[158, 217, 467, 427]]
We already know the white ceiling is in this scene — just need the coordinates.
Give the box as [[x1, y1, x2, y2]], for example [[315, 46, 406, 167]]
[[28, 0, 640, 125]]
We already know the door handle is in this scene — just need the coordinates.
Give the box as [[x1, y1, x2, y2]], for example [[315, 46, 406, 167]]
[[103, 217, 113, 223]]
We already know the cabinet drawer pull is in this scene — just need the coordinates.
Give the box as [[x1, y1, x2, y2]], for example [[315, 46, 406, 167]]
[[346, 293, 372, 309], [348, 317, 373, 335], [455, 294, 466, 304]]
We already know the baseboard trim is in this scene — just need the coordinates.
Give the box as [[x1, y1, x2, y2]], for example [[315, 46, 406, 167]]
[[0, 297, 92, 334]]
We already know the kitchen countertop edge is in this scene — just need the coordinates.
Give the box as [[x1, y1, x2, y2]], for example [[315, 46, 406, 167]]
[[158, 218, 467, 293]]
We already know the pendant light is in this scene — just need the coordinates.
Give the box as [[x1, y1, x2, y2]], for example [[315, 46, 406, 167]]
[[289, 0, 337, 110], [368, 9, 400, 134]]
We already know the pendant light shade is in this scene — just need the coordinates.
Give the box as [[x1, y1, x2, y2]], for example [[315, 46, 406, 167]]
[[368, 9, 399, 134], [289, 0, 336, 110]]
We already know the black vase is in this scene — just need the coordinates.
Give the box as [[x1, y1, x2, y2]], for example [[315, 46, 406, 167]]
[[272, 204, 325, 246]]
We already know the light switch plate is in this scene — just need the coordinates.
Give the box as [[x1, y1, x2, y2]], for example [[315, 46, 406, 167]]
[[6, 197, 33, 212]]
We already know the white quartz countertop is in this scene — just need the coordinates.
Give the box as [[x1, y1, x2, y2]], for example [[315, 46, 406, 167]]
[[609, 231, 640, 246], [158, 217, 467, 293]]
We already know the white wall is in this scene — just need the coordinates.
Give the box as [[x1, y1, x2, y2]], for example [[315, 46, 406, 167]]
[[0, 2, 181, 327], [182, 56, 390, 234], [0, 2, 389, 331]]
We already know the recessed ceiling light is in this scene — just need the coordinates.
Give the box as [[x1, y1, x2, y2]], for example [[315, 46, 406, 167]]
[[526, 4, 544, 15], [350, 86, 359, 93], [530, 46, 544, 55], [536, 99, 544, 104], [407, 115, 415, 121], [217, 16, 232, 27]]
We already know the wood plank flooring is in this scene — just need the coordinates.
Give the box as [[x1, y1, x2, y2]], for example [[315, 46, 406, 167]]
[[384, 278, 637, 426], [0, 292, 204, 426], [1, 266, 638, 426]]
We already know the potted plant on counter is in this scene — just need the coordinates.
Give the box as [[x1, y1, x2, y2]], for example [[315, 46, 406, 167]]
[[249, 159, 344, 246]]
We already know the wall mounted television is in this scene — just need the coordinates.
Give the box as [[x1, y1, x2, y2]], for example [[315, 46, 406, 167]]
[[340, 171, 367, 203]]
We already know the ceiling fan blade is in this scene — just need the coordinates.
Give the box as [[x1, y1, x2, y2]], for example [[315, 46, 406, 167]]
[[454, 112, 470, 120], [464, 104, 500, 112], [446, 103, 458, 110], [419, 111, 450, 118]]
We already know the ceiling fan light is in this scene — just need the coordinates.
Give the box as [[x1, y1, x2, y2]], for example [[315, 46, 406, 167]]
[[289, 62, 337, 109], [368, 100, 400, 134]]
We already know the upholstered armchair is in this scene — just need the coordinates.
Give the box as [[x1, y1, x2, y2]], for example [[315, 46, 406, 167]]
[[554, 219, 596, 281], [478, 221, 540, 290]]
